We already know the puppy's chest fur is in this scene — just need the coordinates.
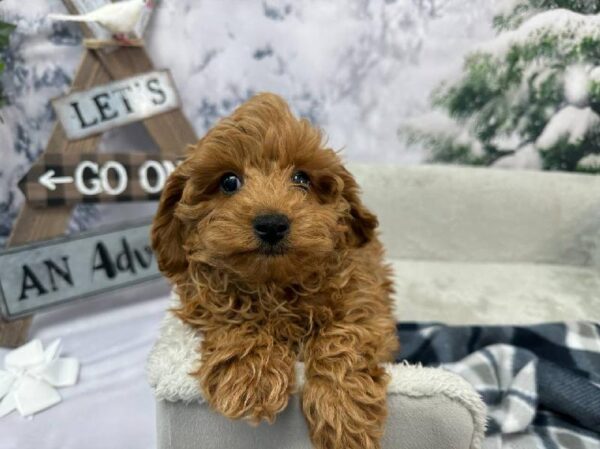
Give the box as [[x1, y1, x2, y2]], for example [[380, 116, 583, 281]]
[[176, 243, 393, 359], [178, 276, 346, 350]]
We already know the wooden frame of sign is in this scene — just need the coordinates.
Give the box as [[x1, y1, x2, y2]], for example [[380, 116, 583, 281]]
[[0, 0, 197, 347]]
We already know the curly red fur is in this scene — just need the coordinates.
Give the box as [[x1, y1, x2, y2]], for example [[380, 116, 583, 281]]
[[152, 93, 399, 449]]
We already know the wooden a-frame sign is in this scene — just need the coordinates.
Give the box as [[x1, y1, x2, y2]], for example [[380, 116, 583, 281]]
[[0, 0, 197, 347]]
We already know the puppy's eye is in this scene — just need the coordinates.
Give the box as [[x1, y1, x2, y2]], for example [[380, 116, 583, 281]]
[[291, 170, 310, 189], [220, 173, 242, 194]]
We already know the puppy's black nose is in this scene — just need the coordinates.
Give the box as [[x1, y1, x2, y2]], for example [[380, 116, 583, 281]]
[[253, 214, 290, 245]]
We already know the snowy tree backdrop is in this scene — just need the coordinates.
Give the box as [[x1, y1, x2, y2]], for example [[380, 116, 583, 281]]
[[3, 1, 595, 245], [403, 0, 600, 172]]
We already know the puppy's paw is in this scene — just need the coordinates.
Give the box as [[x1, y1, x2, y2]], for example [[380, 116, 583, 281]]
[[198, 341, 294, 424], [302, 367, 388, 449]]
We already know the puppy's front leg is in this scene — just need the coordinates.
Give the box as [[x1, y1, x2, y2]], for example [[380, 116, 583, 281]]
[[196, 326, 295, 424], [302, 323, 392, 449]]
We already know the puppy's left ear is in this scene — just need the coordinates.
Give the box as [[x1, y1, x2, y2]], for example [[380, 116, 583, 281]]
[[151, 167, 189, 279], [339, 166, 378, 247]]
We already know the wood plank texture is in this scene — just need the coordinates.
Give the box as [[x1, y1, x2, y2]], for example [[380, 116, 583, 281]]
[[62, 0, 198, 155], [0, 51, 110, 347], [1, 5, 197, 346]]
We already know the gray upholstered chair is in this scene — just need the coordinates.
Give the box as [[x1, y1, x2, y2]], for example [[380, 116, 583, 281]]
[[148, 300, 486, 449], [149, 164, 600, 449]]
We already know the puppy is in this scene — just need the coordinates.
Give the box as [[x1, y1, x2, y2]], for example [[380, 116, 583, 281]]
[[151, 93, 399, 449]]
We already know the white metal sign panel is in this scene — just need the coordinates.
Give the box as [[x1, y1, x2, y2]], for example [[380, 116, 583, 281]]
[[0, 221, 160, 319], [52, 70, 180, 140]]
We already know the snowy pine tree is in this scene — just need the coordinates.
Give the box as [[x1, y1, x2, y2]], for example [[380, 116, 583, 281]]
[[0, 20, 15, 107], [402, 1, 600, 172]]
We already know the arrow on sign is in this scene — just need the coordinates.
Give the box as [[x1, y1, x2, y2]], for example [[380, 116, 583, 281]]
[[19, 152, 181, 207], [38, 170, 74, 191]]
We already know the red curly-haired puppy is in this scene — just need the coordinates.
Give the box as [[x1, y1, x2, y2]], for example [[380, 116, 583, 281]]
[[152, 93, 399, 449]]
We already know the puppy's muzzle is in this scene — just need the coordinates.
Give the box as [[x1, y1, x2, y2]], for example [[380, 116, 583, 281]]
[[253, 214, 290, 246]]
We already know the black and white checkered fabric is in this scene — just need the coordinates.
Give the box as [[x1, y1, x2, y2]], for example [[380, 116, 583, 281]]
[[18, 152, 178, 207], [396, 322, 600, 449]]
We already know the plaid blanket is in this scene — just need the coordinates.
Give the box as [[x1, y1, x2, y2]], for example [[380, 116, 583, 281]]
[[396, 322, 600, 449]]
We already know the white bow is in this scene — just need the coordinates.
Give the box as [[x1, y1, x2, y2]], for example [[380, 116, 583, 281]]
[[0, 339, 79, 417]]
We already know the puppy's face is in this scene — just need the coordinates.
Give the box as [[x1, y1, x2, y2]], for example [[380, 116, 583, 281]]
[[152, 93, 377, 285]]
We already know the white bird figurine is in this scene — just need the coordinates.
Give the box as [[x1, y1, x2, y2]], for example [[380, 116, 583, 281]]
[[48, 0, 152, 44]]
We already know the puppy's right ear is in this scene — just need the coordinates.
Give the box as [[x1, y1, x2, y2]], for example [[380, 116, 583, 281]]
[[151, 168, 189, 278]]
